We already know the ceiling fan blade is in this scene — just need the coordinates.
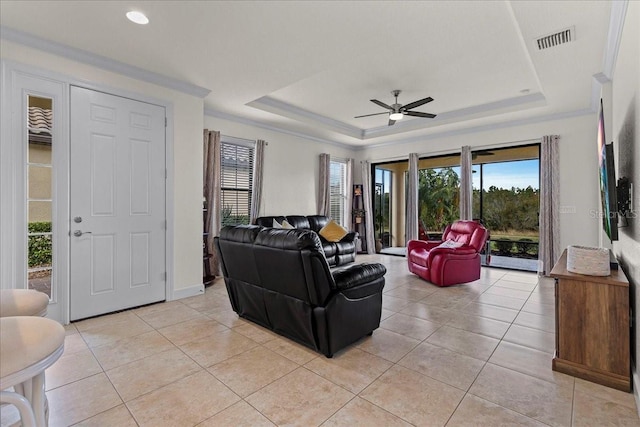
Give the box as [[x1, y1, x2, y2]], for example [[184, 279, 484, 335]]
[[405, 111, 437, 119], [370, 99, 393, 110], [401, 97, 433, 111], [388, 119, 396, 126], [354, 112, 390, 118]]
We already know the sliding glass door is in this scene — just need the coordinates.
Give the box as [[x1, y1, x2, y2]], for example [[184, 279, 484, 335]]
[[472, 145, 540, 269], [374, 167, 393, 248]]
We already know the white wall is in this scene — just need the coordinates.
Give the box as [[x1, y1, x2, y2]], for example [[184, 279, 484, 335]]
[[610, 0, 640, 409], [0, 40, 204, 294], [357, 114, 602, 253], [204, 116, 357, 216]]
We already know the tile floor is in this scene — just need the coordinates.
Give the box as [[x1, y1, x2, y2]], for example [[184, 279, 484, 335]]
[[3, 254, 639, 426]]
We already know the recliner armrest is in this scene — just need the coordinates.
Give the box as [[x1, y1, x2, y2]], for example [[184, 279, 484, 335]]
[[407, 239, 441, 253], [332, 263, 386, 291], [428, 246, 477, 257], [426, 246, 478, 267]]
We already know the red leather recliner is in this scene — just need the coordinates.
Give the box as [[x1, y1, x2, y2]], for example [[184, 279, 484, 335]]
[[407, 220, 489, 287]]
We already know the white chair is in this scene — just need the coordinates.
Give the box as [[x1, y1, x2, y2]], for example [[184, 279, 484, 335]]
[[0, 317, 65, 427], [0, 288, 51, 420], [0, 289, 49, 318]]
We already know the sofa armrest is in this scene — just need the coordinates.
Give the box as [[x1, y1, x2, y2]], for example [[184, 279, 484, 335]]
[[332, 263, 386, 291], [319, 231, 357, 245], [339, 231, 358, 243]]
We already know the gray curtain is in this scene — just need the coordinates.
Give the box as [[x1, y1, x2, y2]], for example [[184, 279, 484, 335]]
[[460, 145, 473, 220], [345, 158, 354, 228], [318, 153, 331, 216], [405, 153, 419, 243], [538, 135, 560, 275], [361, 161, 376, 254], [250, 139, 265, 223], [203, 129, 221, 277]]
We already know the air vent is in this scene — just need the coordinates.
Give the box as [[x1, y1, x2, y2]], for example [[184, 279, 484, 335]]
[[535, 26, 575, 50]]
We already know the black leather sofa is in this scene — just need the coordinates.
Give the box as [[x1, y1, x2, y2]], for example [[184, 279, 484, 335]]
[[255, 215, 357, 266], [214, 225, 386, 357]]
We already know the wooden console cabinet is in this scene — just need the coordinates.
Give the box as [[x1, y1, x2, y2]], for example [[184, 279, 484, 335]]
[[550, 249, 630, 391]]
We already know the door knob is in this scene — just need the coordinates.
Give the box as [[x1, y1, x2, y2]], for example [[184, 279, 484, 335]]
[[73, 230, 92, 237]]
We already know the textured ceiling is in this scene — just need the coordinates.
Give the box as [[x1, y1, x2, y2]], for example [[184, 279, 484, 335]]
[[0, 1, 613, 146]]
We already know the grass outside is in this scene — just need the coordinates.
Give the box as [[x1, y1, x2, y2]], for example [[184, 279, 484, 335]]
[[490, 229, 539, 242], [488, 230, 539, 259]]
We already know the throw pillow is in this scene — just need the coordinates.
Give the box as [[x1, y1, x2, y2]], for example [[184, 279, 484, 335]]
[[437, 239, 464, 249], [319, 220, 348, 242], [281, 220, 295, 229], [272, 218, 283, 228]]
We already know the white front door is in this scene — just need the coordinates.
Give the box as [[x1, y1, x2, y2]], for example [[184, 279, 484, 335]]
[[70, 86, 166, 321]]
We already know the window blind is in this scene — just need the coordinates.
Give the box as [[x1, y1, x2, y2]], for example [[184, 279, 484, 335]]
[[220, 141, 254, 226], [329, 159, 347, 226]]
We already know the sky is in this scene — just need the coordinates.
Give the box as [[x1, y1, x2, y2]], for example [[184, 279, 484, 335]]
[[376, 158, 540, 192], [472, 159, 539, 190]]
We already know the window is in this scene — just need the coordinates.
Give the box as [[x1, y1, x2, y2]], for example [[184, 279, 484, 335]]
[[27, 96, 54, 298], [329, 159, 348, 226], [220, 140, 254, 226], [374, 167, 393, 247]]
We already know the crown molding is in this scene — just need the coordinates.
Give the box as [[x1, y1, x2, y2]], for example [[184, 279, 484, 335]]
[[357, 107, 594, 151], [249, 91, 547, 141], [207, 104, 594, 153], [602, 0, 628, 81], [247, 96, 363, 138], [0, 26, 211, 98], [204, 108, 355, 150]]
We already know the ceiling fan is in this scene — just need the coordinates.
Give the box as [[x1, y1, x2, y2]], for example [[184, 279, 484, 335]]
[[355, 90, 436, 126]]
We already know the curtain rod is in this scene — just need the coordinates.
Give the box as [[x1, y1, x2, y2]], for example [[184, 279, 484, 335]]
[[363, 137, 541, 163]]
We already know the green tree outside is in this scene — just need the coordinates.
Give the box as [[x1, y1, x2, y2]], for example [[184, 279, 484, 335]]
[[419, 168, 539, 257]]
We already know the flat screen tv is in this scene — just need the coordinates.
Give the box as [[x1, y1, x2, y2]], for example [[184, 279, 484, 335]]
[[597, 99, 618, 241]]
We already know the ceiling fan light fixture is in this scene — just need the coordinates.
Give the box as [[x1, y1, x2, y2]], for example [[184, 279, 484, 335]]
[[389, 112, 404, 120], [126, 11, 149, 25]]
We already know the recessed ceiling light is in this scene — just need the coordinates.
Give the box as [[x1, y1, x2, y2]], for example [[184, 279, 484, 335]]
[[126, 11, 149, 25]]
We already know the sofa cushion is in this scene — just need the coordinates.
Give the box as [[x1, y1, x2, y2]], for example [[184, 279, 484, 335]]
[[255, 216, 286, 228], [273, 218, 295, 229], [285, 215, 311, 229], [319, 220, 348, 242], [307, 215, 329, 233], [281, 220, 295, 229]]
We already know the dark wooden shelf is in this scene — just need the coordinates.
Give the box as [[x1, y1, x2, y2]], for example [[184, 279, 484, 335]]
[[203, 207, 215, 284]]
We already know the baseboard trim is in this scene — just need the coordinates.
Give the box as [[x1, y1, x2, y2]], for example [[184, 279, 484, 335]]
[[170, 283, 205, 301]]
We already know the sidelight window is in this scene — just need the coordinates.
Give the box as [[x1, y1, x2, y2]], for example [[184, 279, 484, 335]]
[[26, 96, 54, 298]]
